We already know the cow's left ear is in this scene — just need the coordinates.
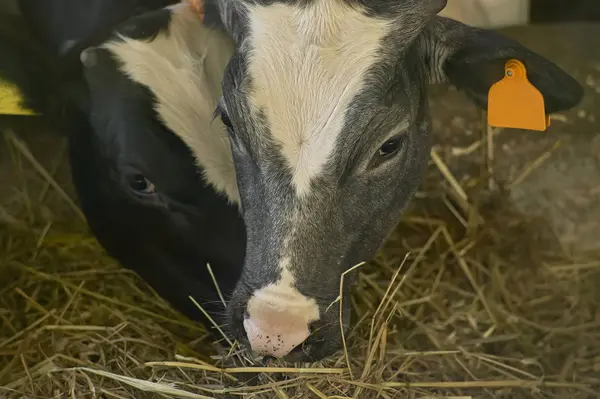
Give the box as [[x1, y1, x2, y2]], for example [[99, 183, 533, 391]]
[[418, 16, 584, 113]]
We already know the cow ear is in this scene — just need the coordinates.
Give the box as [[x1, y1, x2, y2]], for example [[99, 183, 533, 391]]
[[418, 16, 583, 114]]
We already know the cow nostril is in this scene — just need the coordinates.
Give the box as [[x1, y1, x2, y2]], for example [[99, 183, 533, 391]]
[[289, 343, 305, 355]]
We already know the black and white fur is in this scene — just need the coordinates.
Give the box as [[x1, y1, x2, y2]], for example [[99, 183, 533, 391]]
[[74, 4, 247, 324], [12, 1, 247, 327], [11, 0, 584, 362], [194, 0, 584, 361]]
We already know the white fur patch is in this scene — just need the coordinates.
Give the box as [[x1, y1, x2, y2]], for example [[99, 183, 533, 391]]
[[245, 0, 392, 196], [246, 258, 320, 327], [104, 4, 240, 205]]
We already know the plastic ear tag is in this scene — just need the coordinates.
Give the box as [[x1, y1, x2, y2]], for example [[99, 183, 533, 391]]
[[0, 80, 39, 116], [488, 59, 549, 131]]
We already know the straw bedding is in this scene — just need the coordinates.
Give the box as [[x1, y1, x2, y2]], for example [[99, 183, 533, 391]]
[[0, 129, 598, 399]]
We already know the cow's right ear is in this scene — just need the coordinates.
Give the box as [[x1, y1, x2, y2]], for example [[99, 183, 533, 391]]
[[417, 16, 584, 114]]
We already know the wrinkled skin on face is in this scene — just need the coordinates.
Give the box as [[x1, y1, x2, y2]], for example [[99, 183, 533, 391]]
[[202, 0, 583, 361]]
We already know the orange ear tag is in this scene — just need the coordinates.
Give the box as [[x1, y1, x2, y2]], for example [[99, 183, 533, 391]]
[[487, 59, 550, 131]]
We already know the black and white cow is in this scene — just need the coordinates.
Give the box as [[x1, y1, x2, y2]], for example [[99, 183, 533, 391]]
[[70, 5, 248, 326], [10, 0, 584, 363], [189, 0, 582, 360], [12, 0, 247, 326]]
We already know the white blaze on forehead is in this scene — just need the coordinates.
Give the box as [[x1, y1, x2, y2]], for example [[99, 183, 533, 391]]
[[104, 4, 240, 205], [245, 0, 392, 195]]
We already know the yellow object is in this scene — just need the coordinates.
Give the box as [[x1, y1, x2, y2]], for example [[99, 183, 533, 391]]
[[487, 59, 549, 131], [0, 80, 39, 116]]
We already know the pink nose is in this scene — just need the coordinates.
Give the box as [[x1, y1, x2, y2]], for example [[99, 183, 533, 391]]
[[243, 308, 310, 358]]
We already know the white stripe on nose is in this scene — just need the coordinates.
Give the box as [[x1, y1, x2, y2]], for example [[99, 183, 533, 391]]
[[243, 265, 320, 357]]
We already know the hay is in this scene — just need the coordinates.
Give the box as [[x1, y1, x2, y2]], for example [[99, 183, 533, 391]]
[[1, 128, 599, 399]]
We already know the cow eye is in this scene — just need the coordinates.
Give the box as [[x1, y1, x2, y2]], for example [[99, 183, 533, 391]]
[[127, 174, 156, 195], [216, 100, 235, 135], [377, 136, 403, 158], [220, 110, 233, 130]]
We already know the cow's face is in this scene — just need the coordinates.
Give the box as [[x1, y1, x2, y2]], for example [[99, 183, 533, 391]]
[[70, 5, 246, 326], [214, 0, 583, 361]]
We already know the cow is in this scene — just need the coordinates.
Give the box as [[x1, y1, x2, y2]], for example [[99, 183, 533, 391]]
[[184, 0, 582, 361], [10, 0, 247, 327], [10, 0, 584, 363]]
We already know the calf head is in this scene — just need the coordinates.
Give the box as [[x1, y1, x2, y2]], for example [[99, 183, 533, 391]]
[[206, 0, 583, 360], [64, 4, 246, 325]]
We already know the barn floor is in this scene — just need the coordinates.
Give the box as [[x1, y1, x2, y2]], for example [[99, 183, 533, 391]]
[[0, 23, 599, 398]]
